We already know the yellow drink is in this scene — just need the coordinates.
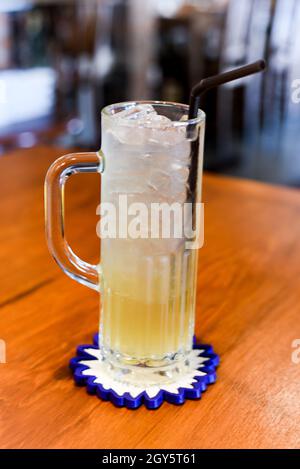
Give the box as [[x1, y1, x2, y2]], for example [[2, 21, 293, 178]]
[[100, 244, 198, 363]]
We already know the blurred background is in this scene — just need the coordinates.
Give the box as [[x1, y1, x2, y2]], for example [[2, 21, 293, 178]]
[[0, 0, 300, 185]]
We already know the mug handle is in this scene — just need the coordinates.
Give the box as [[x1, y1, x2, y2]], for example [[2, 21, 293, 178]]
[[44, 152, 103, 291]]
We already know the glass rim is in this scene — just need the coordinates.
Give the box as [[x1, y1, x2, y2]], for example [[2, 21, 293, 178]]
[[101, 100, 205, 127]]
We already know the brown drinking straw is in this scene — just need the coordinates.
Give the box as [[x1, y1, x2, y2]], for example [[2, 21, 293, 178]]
[[187, 59, 266, 229], [188, 59, 266, 120]]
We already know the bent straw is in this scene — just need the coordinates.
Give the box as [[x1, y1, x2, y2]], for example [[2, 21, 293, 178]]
[[188, 59, 266, 120], [187, 60, 266, 230]]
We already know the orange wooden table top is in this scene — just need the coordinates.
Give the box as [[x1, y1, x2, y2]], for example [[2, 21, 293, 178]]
[[0, 146, 300, 449]]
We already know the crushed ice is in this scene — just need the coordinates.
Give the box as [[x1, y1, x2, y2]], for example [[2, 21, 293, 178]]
[[108, 104, 187, 145]]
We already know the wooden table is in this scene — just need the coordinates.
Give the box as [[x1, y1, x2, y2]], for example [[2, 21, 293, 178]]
[[0, 146, 300, 449]]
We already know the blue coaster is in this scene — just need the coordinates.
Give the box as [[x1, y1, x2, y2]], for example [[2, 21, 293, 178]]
[[70, 334, 219, 410]]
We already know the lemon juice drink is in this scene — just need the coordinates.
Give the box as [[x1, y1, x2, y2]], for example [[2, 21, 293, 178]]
[[100, 244, 198, 363], [99, 103, 204, 369]]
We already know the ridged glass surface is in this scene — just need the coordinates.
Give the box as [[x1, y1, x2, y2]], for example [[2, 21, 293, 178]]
[[100, 246, 198, 363], [98, 102, 204, 370]]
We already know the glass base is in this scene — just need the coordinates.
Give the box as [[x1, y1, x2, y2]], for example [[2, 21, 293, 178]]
[[100, 346, 194, 386]]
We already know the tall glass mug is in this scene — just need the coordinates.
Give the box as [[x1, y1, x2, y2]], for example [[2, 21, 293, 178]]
[[45, 101, 205, 385]]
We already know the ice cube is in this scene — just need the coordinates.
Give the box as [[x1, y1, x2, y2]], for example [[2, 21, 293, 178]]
[[113, 104, 157, 121], [107, 126, 150, 145], [108, 104, 188, 146], [147, 126, 186, 146], [146, 114, 171, 127], [147, 169, 171, 192]]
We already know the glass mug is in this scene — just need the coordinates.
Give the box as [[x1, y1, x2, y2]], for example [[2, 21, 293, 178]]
[[45, 101, 205, 384]]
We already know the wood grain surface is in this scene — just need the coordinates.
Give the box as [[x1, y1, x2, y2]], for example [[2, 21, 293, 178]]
[[0, 146, 300, 449]]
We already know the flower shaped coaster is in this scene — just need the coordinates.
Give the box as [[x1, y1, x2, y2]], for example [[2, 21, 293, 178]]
[[69, 334, 219, 410]]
